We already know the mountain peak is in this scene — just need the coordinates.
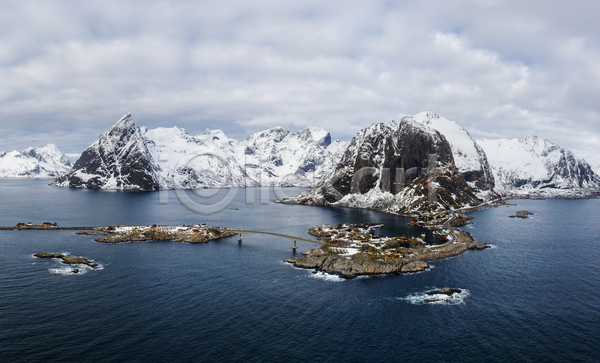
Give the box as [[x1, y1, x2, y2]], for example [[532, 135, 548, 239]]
[[296, 126, 331, 147], [412, 111, 441, 124], [283, 117, 480, 214], [520, 134, 544, 143], [108, 113, 136, 134]]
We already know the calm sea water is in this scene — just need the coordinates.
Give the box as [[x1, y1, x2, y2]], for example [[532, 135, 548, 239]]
[[1, 179, 599, 362]]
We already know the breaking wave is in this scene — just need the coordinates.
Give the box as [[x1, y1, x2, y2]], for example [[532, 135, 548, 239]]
[[48, 263, 101, 276], [399, 288, 469, 305], [308, 271, 346, 282]]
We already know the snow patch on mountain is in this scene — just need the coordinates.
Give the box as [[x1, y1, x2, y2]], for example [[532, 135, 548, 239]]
[[409, 112, 496, 200], [479, 135, 600, 198], [0, 144, 71, 178]]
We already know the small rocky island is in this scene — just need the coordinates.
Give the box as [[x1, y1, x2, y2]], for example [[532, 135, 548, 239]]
[[94, 224, 235, 243], [509, 210, 534, 218], [286, 222, 488, 279], [34, 252, 99, 269]]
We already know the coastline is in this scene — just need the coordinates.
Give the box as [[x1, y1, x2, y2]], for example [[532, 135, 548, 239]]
[[0, 223, 236, 244], [286, 218, 489, 279]]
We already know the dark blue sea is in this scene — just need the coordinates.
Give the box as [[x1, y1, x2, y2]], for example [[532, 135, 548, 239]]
[[1, 179, 599, 362]]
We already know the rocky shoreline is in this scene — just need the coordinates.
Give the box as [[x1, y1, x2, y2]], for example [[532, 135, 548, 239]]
[[34, 252, 99, 269], [94, 224, 235, 243], [286, 225, 488, 279]]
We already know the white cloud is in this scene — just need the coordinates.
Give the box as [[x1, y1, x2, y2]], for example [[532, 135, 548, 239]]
[[0, 0, 599, 162]]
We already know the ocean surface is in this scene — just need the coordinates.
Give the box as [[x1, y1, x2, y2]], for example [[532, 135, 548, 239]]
[[1, 179, 599, 362]]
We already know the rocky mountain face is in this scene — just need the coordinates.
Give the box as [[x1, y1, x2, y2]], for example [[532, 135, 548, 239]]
[[281, 119, 482, 214], [479, 135, 600, 198], [54, 114, 160, 190], [0, 144, 71, 178], [53, 113, 346, 190], [409, 112, 496, 200]]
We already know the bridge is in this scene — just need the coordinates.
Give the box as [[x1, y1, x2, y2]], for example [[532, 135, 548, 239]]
[[219, 228, 324, 250], [0, 224, 322, 251]]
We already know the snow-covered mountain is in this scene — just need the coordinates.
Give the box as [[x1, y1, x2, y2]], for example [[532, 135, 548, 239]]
[[53, 113, 346, 190], [479, 135, 600, 198], [0, 144, 71, 178], [282, 112, 600, 214], [409, 112, 496, 200], [281, 118, 482, 214]]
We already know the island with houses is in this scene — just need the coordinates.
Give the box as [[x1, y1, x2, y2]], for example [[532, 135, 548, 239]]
[[286, 213, 489, 279]]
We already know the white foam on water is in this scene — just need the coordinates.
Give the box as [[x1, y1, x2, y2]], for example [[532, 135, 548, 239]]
[[49, 265, 89, 276], [308, 271, 346, 282], [39, 254, 104, 276], [281, 260, 346, 282], [400, 288, 469, 305]]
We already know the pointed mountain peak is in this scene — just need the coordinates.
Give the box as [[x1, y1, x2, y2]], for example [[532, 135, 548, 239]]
[[110, 113, 135, 130], [106, 113, 139, 140]]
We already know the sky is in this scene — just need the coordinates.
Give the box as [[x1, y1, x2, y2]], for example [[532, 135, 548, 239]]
[[1, 0, 599, 164]]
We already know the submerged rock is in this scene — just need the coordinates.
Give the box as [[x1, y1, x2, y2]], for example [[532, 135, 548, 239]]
[[426, 288, 462, 296]]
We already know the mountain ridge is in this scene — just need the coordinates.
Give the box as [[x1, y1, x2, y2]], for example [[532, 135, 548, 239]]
[[53, 114, 346, 190], [281, 112, 600, 214], [0, 144, 72, 179]]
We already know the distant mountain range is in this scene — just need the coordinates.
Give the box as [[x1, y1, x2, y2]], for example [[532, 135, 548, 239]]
[[0, 144, 71, 178], [52, 113, 346, 190], [479, 135, 600, 199], [5, 112, 597, 212]]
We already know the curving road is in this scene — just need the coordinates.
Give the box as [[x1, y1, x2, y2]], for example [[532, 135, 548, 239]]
[[436, 213, 457, 246]]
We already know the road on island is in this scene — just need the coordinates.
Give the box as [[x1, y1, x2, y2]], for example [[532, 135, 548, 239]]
[[433, 212, 457, 247]]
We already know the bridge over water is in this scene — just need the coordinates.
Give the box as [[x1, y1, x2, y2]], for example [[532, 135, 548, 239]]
[[219, 228, 324, 250], [0, 224, 322, 250]]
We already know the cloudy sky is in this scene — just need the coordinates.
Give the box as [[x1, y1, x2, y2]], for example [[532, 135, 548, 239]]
[[1, 0, 599, 163]]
